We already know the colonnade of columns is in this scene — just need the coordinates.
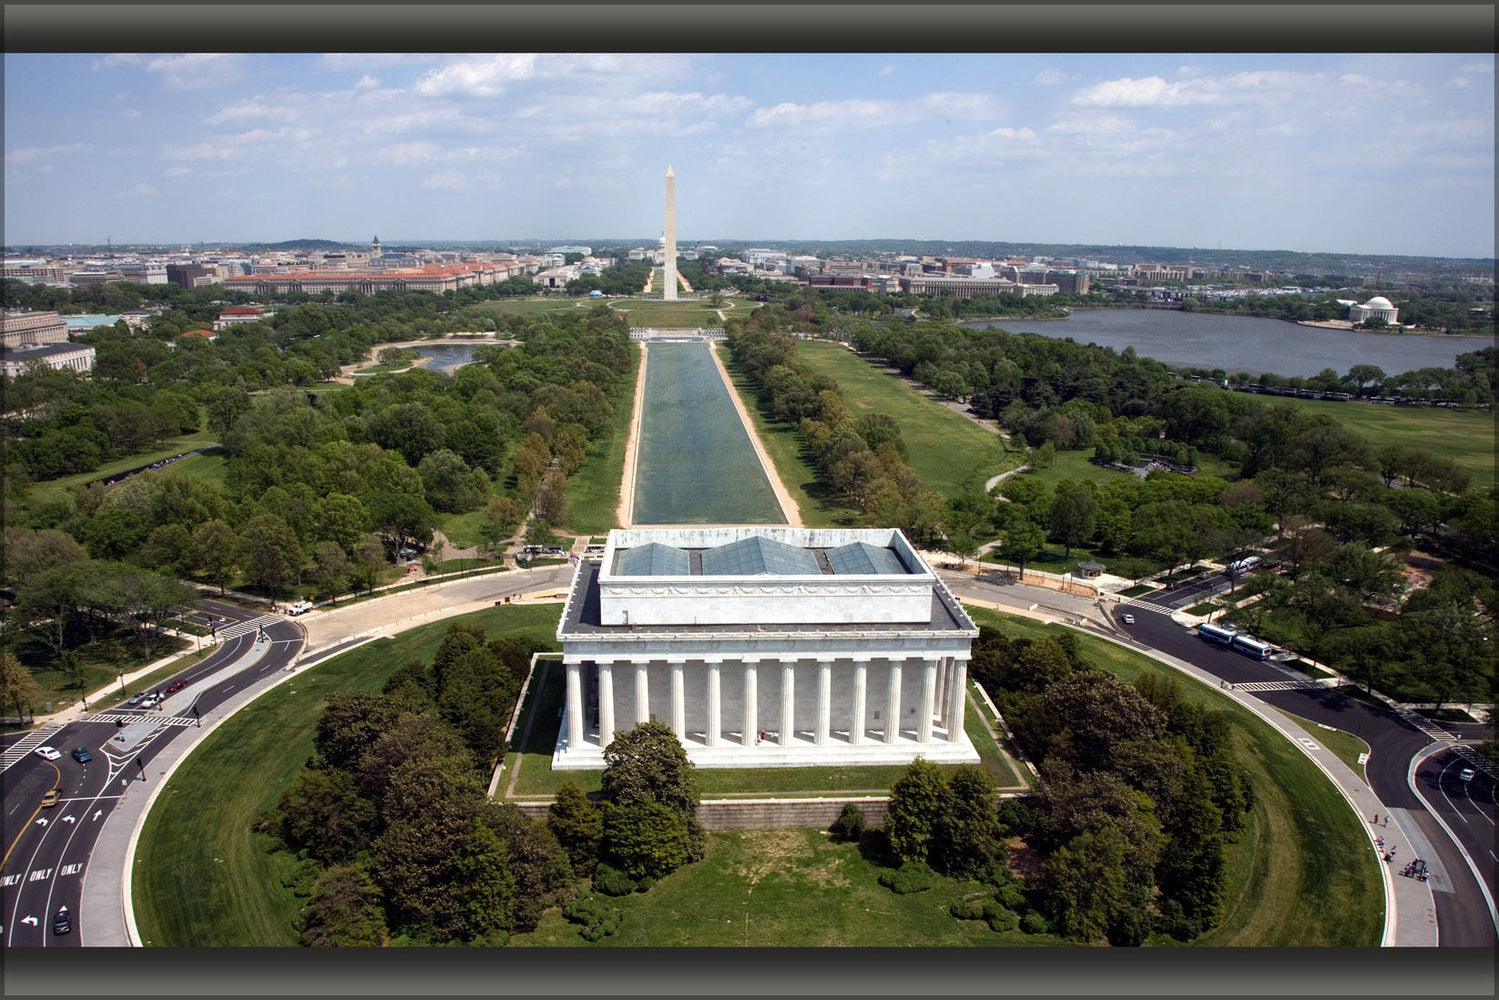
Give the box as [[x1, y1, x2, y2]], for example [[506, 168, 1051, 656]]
[[563, 653, 969, 752]]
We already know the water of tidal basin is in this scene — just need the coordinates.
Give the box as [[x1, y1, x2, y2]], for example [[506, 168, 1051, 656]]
[[631, 341, 786, 526], [969, 309, 1494, 378]]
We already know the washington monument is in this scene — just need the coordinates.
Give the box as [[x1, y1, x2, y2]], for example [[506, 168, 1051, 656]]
[[662, 164, 678, 301]]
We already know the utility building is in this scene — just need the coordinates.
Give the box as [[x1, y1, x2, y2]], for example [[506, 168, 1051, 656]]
[[553, 527, 980, 769]]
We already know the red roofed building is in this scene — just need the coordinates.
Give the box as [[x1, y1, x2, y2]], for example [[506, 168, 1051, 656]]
[[213, 306, 269, 331], [177, 328, 218, 342]]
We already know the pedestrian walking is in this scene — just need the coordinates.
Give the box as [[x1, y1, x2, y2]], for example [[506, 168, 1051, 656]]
[[1372, 813, 1379, 824], [1382, 816, 1388, 827]]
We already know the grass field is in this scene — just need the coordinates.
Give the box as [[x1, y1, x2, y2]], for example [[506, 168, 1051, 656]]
[[1274, 396, 1495, 490], [965, 607, 1382, 947], [1278, 712, 1372, 783], [130, 603, 563, 947], [510, 827, 1065, 947], [457, 297, 593, 320], [718, 346, 858, 527], [609, 299, 726, 329], [25, 433, 220, 507], [568, 341, 641, 532], [792, 342, 1017, 499], [1016, 447, 1139, 491]]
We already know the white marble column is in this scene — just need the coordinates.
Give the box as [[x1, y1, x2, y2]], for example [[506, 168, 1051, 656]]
[[815, 657, 833, 746], [705, 657, 722, 747], [635, 660, 650, 728], [598, 661, 615, 749], [885, 660, 902, 744], [850, 660, 868, 745], [948, 657, 969, 742], [919, 658, 938, 743], [780, 660, 796, 746], [669, 658, 686, 739], [565, 659, 585, 750], [742, 658, 758, 747], [933, 656, 946, 723]]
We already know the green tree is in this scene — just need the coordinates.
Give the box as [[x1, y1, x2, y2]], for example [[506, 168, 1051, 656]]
[[191, 519, 240, 594], [600, 799, 698, 881], [547, 782, 604, 877], [350, 533, 388, 594], [274, 765, 380, 864], [296, 863, 389, 947], [1000, 518, 1047, 582], [884, 758, 953, 866], [237, 513, 304, 600], [0, 651, 41, 724], [449, 821, 519, 942], [1049, 480, 1097, 562], [1043, 826, 1129, 943], [600, 722, 700, 815], [933, 764, 1003, 880]]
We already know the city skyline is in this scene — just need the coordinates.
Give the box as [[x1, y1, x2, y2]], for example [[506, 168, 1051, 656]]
[[4, 53, 1495, 258]]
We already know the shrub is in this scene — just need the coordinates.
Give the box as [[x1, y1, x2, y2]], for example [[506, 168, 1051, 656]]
[[987, 907, 1020, 933], [835, 803, 867, 842], [592, 862, 636, 897], [1021, 911, 1052, 935], [996, 882, 1027, 911], [878, 861, 935, 895], [950, 898, 999, 922], [562, 896, 621, 941]]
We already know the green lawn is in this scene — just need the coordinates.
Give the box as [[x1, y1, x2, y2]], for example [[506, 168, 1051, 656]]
[[436, 508, 489, 550], [457, 297, 591, 320], [131, 603, 563, 947], [1273, 396, 1496, 490], [568, 341, 641, 533], [718, 346, 858, 527], [25, 432, 220, 507], [964, 607, 1382, 947], [1278, 713, 1372, 784], [8, 626, 194, 713], [510, 827, 1065, 947], [610, 299, 726, 329], [1017, 447, 1139, 491], [791, 342, 1016, 498]]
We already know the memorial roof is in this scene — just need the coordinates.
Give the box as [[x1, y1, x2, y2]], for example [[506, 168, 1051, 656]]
[[562, 560, 973, 637]]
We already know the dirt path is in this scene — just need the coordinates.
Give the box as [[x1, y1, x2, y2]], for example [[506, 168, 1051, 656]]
[[616, 341, 649, 527], [709, 343, 803, 527]]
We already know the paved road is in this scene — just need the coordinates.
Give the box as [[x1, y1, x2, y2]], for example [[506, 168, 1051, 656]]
[[1, 603, 303, 948], [1115, 600, 1497, 947]]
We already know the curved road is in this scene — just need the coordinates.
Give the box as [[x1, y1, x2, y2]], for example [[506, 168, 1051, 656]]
[[943, 567, 1497, 947], [2, 603, 304, 947]]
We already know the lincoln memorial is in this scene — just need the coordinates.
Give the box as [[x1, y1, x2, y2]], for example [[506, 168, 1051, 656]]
[[553, 527, 980, 769]]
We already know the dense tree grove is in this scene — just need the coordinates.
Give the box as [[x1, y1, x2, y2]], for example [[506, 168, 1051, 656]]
[[959, 626, 1251, 943], [259, 624, 567, 945], [725, 322, 948, 543]]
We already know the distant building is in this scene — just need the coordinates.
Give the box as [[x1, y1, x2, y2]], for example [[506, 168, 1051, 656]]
[[2, 310, 69, 348], [1348, 296, 1399, 325], [212, 306, 270, 331], [899, 275, 1019, 299], [1, 342, 95, 378], [166, 263, 213, 289]]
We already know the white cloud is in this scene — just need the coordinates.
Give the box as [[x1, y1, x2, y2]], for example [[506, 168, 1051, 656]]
[[143, 54, 248, 89], [122, 108, 143, 120], [1031, 68, 1072, 86], [123, 183, 158, 197], [415, 54, 539, 97], [356, 75, 379, 89], [163, 166, 191, 178], [750, 93, 998, 130], [5, 143, 94, 166], [92, 54, 147, 71], [880, 63, 898, 77]]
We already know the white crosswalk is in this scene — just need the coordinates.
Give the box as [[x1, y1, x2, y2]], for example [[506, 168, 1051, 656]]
[[0, 723, 66, 771], [1231, 679, 1323, 693], [89, 712, 197, 728], [214, 614, 282, 642]]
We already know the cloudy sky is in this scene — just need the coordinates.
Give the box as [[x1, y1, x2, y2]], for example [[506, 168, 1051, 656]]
[[4, 53, 1494, 257]]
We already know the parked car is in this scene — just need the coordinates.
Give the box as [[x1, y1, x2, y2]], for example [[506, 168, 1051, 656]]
[[165, 679, 187, 694], [53, 906, 70, 934], [71, 747, 92, 763], [126, 693, 145, 706], [140, 694, 160, 708], [33, 746, 61, 761], [286, 599, 314, 616]]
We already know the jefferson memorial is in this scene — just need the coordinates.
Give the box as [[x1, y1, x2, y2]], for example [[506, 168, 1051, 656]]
[[553, 527, 980, 769]]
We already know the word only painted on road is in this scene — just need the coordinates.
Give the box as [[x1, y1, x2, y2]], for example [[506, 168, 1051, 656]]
[[59, 863, 83, 877], [0, 873, 22, 887], [28, 867, 53, 882]]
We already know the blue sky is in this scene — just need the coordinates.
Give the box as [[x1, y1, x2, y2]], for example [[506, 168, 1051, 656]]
[[4, 53, 1494, 257]]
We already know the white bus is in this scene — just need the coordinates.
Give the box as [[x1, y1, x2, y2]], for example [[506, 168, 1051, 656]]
[[1225, 555, 1261, 576], [1231, 634, 1274, 660], [1197, 621, 1236, 646]]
